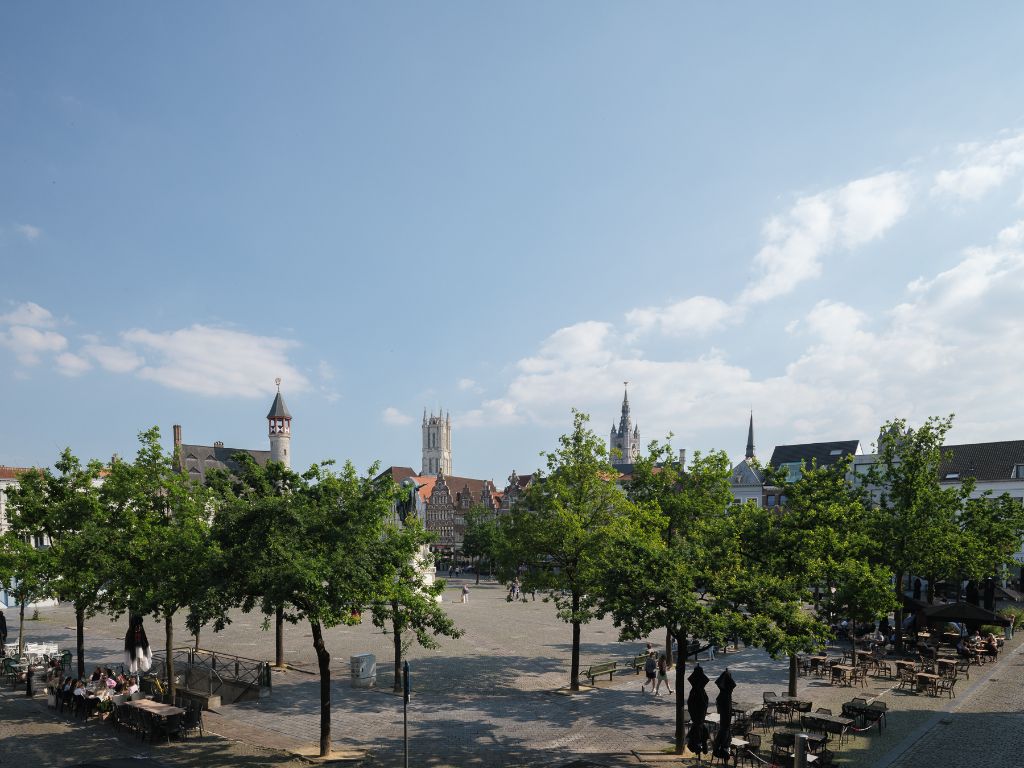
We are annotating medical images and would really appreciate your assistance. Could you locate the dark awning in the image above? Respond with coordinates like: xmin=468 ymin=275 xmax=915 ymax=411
xmin=922 ymin=601 xmax=1010 ymax=626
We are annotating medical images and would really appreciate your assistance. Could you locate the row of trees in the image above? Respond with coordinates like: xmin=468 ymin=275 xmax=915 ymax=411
xmin=0 ymin=428 xmax=460 ymax=758
xmin=461 ymin=412 xmax=1024 ymax=754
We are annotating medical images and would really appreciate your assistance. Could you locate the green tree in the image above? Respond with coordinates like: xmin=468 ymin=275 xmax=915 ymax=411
xmin=4 ymin=451 xmax=107 ymax=677
xmin=0 ymin=531 xmax=52 ymax=656
xmin=100 ymin=428 xmax=216 ymax=702
xmin=501 ymin=410 xmax=639 ymax=692
xmin=607 ymin=444 xmax=787 ymax=754
xmin=869 ymin=416 xmax=974 ymax=643
xmin=371 ymin=513 xmax=462 ymax=692
xmin=461 ymin=505 xmax=501 ymax=584
xmin=214 ymin=458 xmax=396 ymax=757
xmin=765 ymin=457 xmax=896 ymax=693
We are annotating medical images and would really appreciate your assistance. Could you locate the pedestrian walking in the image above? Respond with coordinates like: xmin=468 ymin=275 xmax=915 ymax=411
xmin=655 ymin=653 xmax=672 ymax=695
xmin=641 ymin=651 xmax=657 ymax=693
xmin=461 ymin=584 xmax=470 ymax=603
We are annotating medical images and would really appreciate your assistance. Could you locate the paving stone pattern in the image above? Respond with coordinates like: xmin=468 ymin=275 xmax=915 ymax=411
xmin=5 ymin=581 xmax=1023 ymax=767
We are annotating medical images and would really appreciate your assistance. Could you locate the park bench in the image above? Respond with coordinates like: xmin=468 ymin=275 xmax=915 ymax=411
xmin=683 ymin=641 xmax=712 ymax=661
xmin=584 ymin=661 xmax=618 ymax=685
xmin=630 ymin=654 xmax=649 ymax=673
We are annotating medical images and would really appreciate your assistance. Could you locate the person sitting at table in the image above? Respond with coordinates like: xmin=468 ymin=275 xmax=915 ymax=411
xmin=983 ymin=633 xmax=999 ymax=660
xmin=126 ymin=676 xmax=140 ymax=695
xmin=955 ymin=639 xmax=972 ymax=659
xmin=104 ymin=668 xmax=118 ymax=688
xmin=90 ymin=667 xmax=102 ymax=683
xmin=113 ymin=673 xmax=127 ymax=693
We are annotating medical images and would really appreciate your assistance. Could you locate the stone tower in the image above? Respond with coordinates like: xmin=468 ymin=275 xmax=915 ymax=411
xmin=422 ymin=409 xmax=451 ymax=476
xmin=609 ymin=384 xmax=640 ymax=465
xmin=267 ymin=378 xmax=292 ymax=469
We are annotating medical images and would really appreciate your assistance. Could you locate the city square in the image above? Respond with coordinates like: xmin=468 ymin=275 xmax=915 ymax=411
xmin=6 ymin=4 xmax=1024 ymax=767
xmin=3 ymin=579 xmax=1024 ymax=766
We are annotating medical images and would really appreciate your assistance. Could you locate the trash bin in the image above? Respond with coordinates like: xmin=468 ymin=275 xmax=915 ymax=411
xmin=350 ymin=654 xmax=376 ymax=688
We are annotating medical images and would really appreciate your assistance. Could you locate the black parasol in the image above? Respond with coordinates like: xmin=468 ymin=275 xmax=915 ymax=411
xmin=712 ymin=668 xmax=736 ymax=759
xmin=686 ymin=664 xmax=710 ymax=757
xmin=123 ymin=614 xmax=153 ymax=673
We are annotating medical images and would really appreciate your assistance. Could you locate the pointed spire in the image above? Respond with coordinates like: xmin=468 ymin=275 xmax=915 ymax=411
xmin=745 ymin=411 xmax=755 ymax=460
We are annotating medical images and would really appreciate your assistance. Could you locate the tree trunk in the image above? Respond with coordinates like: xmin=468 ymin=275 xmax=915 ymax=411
xmin=194 ymin=629 xmax=201 ymax=652
xmin=926 ymin=574 xmax=936 ymax=605
xmin=165 ymin=609 xmax=176 ymax=702
xmin=310 ymin=620 xmax=332 ymax=758
xmin=475 ymin=557 xmax=481 ymax=585
xmin=894 ymin=571 xmax=905 ymax=650
xmin=665 ymin=627 xmax=674 ymax=668
xmin=569 ymin=591 xmax=581 ymax=691
xmin=75 ymin=604 xmax=85 ymax=679
xmin=18 ymin=597 xmax=25 ymax=657
xmin=674 ymin=626 xmax=687 ymax=755
xmin=392 ymin=600 xmax=403 ymax=693
xmin=275 ymin=605 xmax=285 ymax=668
xmin=788 ymin=653 xmax=798 ymax=697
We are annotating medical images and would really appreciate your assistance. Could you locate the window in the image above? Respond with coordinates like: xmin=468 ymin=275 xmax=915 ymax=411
xmin=1015 ymin=465 xmax=1024 ymax=480
xmin=767 ymin=495 xmax=776 ymax=507
xmin=780 ymin=462 xmax=802 ymax=482
xmin=944 ymin=472 xmax=960 ymax=480
xmin=780 ymin=495 xmax=788 ymax=506
xmin=853 ymin=464 xmax=871 ymax=477
xmin=829 ymin=449 xmax=842 ymax=456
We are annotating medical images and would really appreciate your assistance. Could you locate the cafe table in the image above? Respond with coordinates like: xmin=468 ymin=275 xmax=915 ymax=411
xmin=830 ymin=664 xmax=856 ymax=685
xmin=915 ymin=672 xmax=940 ymax=695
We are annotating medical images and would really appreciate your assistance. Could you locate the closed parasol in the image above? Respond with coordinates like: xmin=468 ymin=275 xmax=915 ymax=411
xmin=686 ymin=664 xmax=710 ymax=758
xmin=712 ymin=668 xmax=736 ymax=760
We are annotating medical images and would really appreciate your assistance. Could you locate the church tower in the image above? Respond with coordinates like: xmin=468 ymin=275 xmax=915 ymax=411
xmin=609 ymin=384 xmax=640 ymax=465
xmin=745 ymin=411 xmax=755 ymax=460
xmin=267 ymin=378 xmax=292 ymax=469
xmin=422 ymin=408 xmax=451 ymax=476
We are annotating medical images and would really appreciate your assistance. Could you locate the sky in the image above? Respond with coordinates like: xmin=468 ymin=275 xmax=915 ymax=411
xmin=3 ymin=3 xmax=1024 ymax=482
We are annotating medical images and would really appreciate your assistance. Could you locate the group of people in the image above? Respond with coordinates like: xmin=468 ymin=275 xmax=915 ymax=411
xmin=640 ymin=643 xmax=673 ymax=696
xmin=955 ymin=630 xmax=1000 ymax=662
xmin=52 ymin=666 xmax=140 ymax=717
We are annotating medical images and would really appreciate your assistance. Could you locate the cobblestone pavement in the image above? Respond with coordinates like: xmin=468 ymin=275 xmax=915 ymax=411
xmin=5 ymin=583 xmax=1023 ymax=767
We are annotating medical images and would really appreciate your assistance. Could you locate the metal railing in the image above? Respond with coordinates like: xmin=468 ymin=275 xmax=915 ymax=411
xmin=148 ymin=647 xmax=270 ymax=705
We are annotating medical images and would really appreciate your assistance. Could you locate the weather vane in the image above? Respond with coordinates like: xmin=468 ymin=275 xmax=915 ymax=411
xmin=275 ymin=377 xmax=281 ymax=392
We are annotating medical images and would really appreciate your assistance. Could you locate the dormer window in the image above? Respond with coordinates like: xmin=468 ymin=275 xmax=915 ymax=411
xmin=1014 ymin=464 xmax=1024 ymax=480
xmin=944 ymin=472 xmax=960 ymax=480
xmin=829 ymin=449 xmax=842 ymax=456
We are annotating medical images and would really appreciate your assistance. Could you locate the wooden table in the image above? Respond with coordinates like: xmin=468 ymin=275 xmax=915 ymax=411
xmin=936 ymin=658 xmax=957 ymax=676
xmin=915 ymin=672 xmax=940 ymax=695
xmin=126 ymin=698 xmax=185 ymax=718
xmin=830 ymin=664 xmax=856 ymax=685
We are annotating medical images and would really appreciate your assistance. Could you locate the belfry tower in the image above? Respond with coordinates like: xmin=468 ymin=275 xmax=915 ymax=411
xmin=267 ymin=378 xmax=292 ymax=468
xmin=609 ymin=383 xmax=640 ymax=465
xmin=422 ymin=409 xmax=451 ymax=476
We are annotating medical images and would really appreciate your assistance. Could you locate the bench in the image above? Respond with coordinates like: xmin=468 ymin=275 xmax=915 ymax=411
xmin=683 ymin=641 xmax=713 ymax=661
xmin=631 ymin=654 xmax=649 ymax=674
xmin=584 ymin=661 xmax=618 ymax=685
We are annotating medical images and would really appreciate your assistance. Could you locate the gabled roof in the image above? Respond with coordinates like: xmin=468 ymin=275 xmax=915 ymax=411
xmin=769 ymin=441 xmax=861 ymax=469
xmin=730 ymin=459 xmax=765 ymax=487
xmin=937 ymin=440 xmax=1024 ymax=483
xmin=177 ymin=444 xmax=270 ymax=484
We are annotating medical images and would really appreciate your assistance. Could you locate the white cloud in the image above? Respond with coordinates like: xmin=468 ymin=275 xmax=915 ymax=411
xmin=120 ymin=325 xmax=309 ymax=398
xmin=739 ymin=171 xmax=911 ymax=304
xmin=931 ymin=132 xmax=1024 ymax=201
xmin=55 ymin=352 xmax=91 ymax=377
xmin=463 ymin=219 xmax=1024 ymax=456
xmin=0 ymin=325 xmax=67 ymax=365
xmin=625 ymin=295 xmax=734 ymax=337
xmin=382 ymin=407 xmax=412 ymax=426
xmin=16 ymin=224 xmax=41 ymax=241
xmin=83 ymin=343 xmax=144 ymax=373
xmin=0 ymin=301 xmax=55 ymax=328
xmin=457 ymin=377 xmax=483 ymax=393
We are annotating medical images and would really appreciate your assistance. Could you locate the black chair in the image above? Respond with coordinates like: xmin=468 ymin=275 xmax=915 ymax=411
xmin=772 ymin=731 xmax=795 ymax=754
xmin=815 ymin=707 xmax=832 ymax=715
xmin=740 ymin=733 xmax=761 ymax=767
xmin=863 ymin=701 xmax=888 ymax=731
xmin=150 ymin=713 xmax=183 ymax=744
xmin=179 ymin=702 xmax=204 ymax=739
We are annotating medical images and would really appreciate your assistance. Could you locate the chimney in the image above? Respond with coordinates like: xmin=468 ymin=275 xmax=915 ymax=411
xmin=173 ymin=424 xmax=182 ymax=448
xmin=678 ymin=448 xmax=687 ymax=468
xmin=214 ymin=441 xmax=224 ymax=449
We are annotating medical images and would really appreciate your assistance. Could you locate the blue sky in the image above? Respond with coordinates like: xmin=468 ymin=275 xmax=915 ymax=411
xmin=4 ymin=3 xmax=1024 ymax=481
